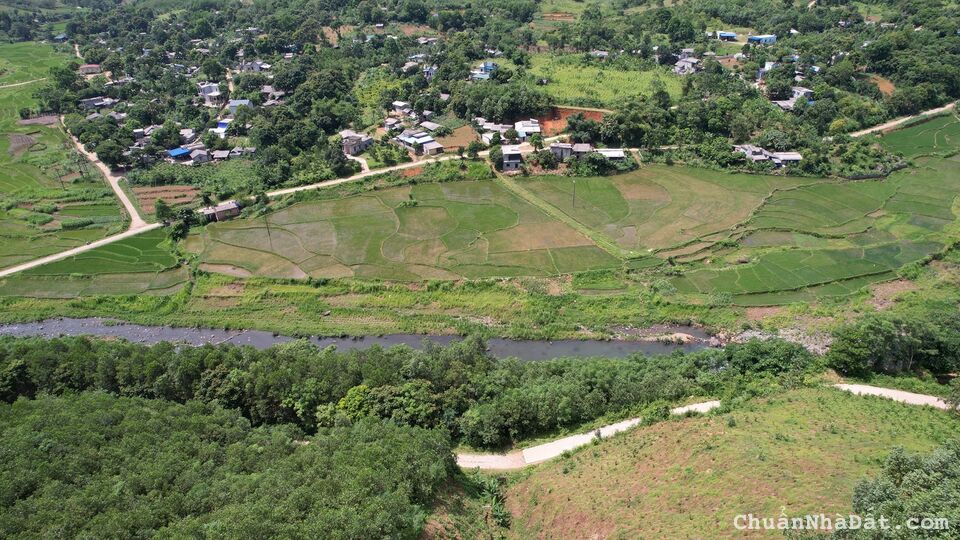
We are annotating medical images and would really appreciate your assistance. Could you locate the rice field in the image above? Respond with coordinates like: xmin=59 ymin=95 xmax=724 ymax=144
xmin=0 ymin=42 xmax=124 ymax=271
xmin=0 ymin=229 xmax=188 ymax=297
xmin=188 ymin=180 xmax=620 ymax=280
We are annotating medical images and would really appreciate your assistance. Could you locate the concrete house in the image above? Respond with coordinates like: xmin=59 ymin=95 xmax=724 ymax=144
xmin=198 ymin=82 xmax=223 ymax=106
xmin=572 ymin=143 xmax=594 ymax=157
xmin=674 ymin=57 xmax=701 ymax=76
xmin=549 ymin=142 xmax=573 ymax=160
xmin=772 ymin=86 xmax=814 ymax=110
xmin=201 ymin=200 xmax=241 ymax=222
xmin=190 ymin=149 xmax=211 ymax=164
xmin=734 ymin=144 xmax=802 ymax=167
xmin=514 ymin=119 xmax=541 ymax=140
xmin=470 ymin=62 xmax=498 ymax=81
xmin=227 ymin=99 xmax=252 ymax=114
xmin=340 ymin=129 xmax=373 ymax=155
xmin=501 ymin=145 xmax=523 ymax=171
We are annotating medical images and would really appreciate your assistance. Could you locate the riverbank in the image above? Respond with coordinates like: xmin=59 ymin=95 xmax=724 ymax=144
xmin=0 ymin=317 xmax=712 ymax=360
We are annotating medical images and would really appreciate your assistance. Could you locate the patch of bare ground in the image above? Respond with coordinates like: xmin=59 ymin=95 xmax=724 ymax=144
xmin=199 ymin=263 xmax=253 ymax=277
xmin=869 ymin=74 xmax=896 ymax=97
xmin=745 ymin=305 xmax=785 ymax=321
xmin=435 ymin=125 xmax=477 ymax=149
xmin=868 ymin=279 xmax=917 ymax=310
xmin=206 ymin=282 xmax=246 ymax=296
xmin=8 ymin=133 xmax=35 ymax=155
xmin=17 ymin=114 xmax=58 ymax=126
xmin=133 ymin=185 xmax=200 ymax=214
xmin=541 ymin=12 xmax=576 ymax=22
xmin=400 ymin=166 xmax=424 ymax=177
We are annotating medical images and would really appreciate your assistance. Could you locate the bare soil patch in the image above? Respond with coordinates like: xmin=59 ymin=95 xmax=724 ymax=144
xmin=8 ymin=133 xmax=35 ymax=155
xmin=321 ymin=25 xmax=354 ymax=45
xmin=868 ymin=279 xmax=917 ymax=310
xmin=398 ymin=23 xmax=433 ymax=36
xmin=745 ymin=305 xmax=785 ymax=321
xmin=541 ymin=12 xmax=576 ymax=22
xmin=17 ymin=114 xmax=58 ymax=126
xmin=436 ymin=125 xmax=477 ymax=150
xmin=536 ymin=106 xmax=607 ymax=136
xmin=399 ymin=166 xmax=424 ymax=178
xmin=133 ymin=185 xmax=200 ymax=214
xmin=869 ymin=74 xmax=896 ymax=97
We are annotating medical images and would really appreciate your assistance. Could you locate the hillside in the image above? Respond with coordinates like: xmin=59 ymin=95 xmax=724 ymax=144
xmin=503 ymin=387 xmax=958 ymax=538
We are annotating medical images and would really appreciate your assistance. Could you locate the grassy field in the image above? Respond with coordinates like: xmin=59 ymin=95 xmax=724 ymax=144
xmin=505 ymin=387 xmax=959 ymax=538
xmin=525 ymin=54 xmax=681 ymax=108
xmin=0 ymin=42 xmax=125 ymax=270
xmin=188 ymin=179 xmax=620 ymax=280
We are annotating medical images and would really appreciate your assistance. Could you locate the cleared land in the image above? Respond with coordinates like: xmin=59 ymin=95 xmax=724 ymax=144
xmin=506 ymin=387 xmax=959 ymax=538
xmin=0 ymin=42 xmax=125 ymax=270
xmin=188 ymin=180 xmax=620 ymax=280
xmin=525 ymin=54 xmax=681 ymax=107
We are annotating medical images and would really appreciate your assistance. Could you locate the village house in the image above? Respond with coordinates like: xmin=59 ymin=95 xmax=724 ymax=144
xmin=179 ymin=128 xmax=197 ymax=144
xmin=423 ymin=65 xmax=438 ymax=81
xmin=674 ymin=57 xmax=701 ymax=76
xmin=572 ymin=143 xmax=594 ymax=157
xmin=339 ymin=129 xmax=373 ymax=155
xmin=198 ymin=82 xmax=223 ymax=106
xmin=190 ymin=149 xmax=211 ymax=164
xmin=549 ymin=142 xmax=573 ymax=160
xmin=212 ymin=150 xmax=231 ymax=161
xmin=420 ymin=121 xmax=443 ymax=132
xmin=514 ymin=119 xmax=541 ymax=141
xmin=79 ymin=96 xmax=118 ymax=110
xmin=734 ymin=144 xmax=802 ymax=167
xmin=716 ymin=30 xmax=737 ymax=41
xmin=79 ymin=64 xmax=102 ymax=75
xmin=589 ymin=50 xmax=609 ymax=59
xmin=470 ymin=61 xmax=498 ymax=81
xmin=238 ymin=60 xmax=271 ymax=72
xmin=392 ymin=100 xmax=412 ymax=115
xmin=395 ymin=129 xmax=444 ymax=155
xmin=227 ymin=99 xmax=253 ymax=115
xmin=384 ymin=117 xmax=402 ymax=131
xmin=201 ymin=200 xmax=241 ymax=222
xmin=772 ymin=86 xmax=814 ymax=110
xmin=501 ymin=145 xmax=523 ymax=171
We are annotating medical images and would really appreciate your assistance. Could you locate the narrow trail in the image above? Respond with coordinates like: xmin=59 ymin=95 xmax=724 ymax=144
xmin=834 ymin=383 xmax=951 ymax=409
xmin=0 ymin=78 xmax=47 ymax=89
xmin=62 ymin=116 xmax=148 ymax=229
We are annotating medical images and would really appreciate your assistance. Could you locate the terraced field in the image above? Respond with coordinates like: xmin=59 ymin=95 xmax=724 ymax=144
xmin=0 ymin=229 xmax=188 ymax=297
xmin=0 ymin=42 xmax=125 ymax=270
xmin=188 ymin=180 xmax=620 ymax=280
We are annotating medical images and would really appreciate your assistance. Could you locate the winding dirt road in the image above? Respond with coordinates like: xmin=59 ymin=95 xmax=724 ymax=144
xmin=834 ymin=383 xmax=951 ymax=409
xmin=0 ymin=78 xmax=47 ymax=89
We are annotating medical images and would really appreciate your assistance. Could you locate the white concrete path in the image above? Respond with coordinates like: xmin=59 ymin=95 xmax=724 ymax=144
xmin=834 ymin=383 xmax=950 ymax=409
xmin=456 ymin=400 xmax=722 ymax=470
xmin=0 ymin=223 xmax=162 ymax=278
xmin=850 ymin=102 xmax=957 ymax=137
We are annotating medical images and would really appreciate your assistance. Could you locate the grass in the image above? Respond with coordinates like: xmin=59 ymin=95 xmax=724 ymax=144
xmin=504 ymin=386 xmax=959 ymax=538
xmin=524 ymin=54 xmax=681 ymax=108
xmin=0 ymin=42 xmax=125 ymax=271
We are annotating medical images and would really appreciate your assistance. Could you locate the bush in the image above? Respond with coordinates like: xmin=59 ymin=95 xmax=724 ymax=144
xmin=60 ymin=217 xmax=94 ymax=229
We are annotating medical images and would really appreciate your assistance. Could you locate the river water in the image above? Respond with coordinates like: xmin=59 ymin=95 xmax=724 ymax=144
xmin=0 ymin=318 xmax=711 ymax=360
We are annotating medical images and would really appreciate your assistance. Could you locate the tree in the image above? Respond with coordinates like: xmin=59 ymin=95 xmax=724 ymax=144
xmin=504 ymin=128 xmax=519 ymax=143
xmin=530 ymin=133 xmax=544 ymax=151
xmin=488 ymin=145 xmax=503 ymax=171
xmin=94 ymin=140 xmax=126 ymax=168
xmin=155 ymin=199 xmax=174 ymax=222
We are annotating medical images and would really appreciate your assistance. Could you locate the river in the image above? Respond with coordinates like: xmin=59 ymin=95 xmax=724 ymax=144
xmin=0 ymin=318 xmax=711 ymax=360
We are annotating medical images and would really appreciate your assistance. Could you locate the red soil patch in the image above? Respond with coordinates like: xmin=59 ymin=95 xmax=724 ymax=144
xmin=321 ymin=25 xmax=354 ymax=45
xmin=536 ymin=106 xmax=607 ymax=136
xmin=745 ymin=305 xmax=785 ymax=321
xmin=869 ymin=74 xmax=896 ymax=97
xmin=436 ymin=125 xmax=477 ymax=150
xmin=398 ymin=23 xmax=433 ymax=36
xmin=133 ymin=185 xmax=200 ymax=215
xmin=399 ymin=166 xmax=424 ymax=177
xmin=541 ymin=12 xmax=576 ymax=22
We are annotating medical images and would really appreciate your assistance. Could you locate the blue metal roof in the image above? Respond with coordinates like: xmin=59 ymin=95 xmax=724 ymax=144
xmin=167 ymin=147 xmax=190 ymax=157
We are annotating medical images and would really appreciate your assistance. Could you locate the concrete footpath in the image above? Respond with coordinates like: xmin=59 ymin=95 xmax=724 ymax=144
xmin=834 ymin=383 xmax=950 ymax=410
xmin=456 ymin=400 xmax=722 ymax=470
